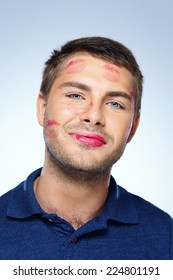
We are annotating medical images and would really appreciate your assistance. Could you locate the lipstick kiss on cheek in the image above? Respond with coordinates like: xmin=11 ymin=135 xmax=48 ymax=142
xmin=45 ymin=119 xmax=60 ymax=138
xmin=46 ymin=119 xmax=60 ymax=127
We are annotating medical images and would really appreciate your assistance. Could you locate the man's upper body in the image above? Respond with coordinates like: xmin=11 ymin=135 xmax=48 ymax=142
xmin=1 ymin=37 xmax=172 ymax=259
xmin=0 ymin=168 xmax=172 ymax=260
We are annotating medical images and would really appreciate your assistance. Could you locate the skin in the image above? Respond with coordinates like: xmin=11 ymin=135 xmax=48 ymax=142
xmin=102 ymin=64 xmax=120 ymax=82
xmin=35 ymin=53 xmax=140 ymax=229
xmin=65 ymin=58 xmax=86 ymax=74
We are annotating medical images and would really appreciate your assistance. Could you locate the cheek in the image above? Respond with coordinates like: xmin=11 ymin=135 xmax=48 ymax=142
xmin=66 ymin=106 xmax=81 ymax=115
xmin=46 ymin=119 xmax=60 ymax=127
xmin=123 ymin=120 xmax=134 ymax=141
xmin=45 ymin=119 xmax=60 ymax=138
xmin=66 ymin=102 xmax=93 ymax=116
xmin=110 ymin=116 xmax=134 ymax=143
xmin=45 ymin=129 xmax=58 ymax=139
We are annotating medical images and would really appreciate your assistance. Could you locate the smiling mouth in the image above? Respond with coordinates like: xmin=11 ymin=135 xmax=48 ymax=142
xmin=70 ymin=133 xmax=106 ymax=148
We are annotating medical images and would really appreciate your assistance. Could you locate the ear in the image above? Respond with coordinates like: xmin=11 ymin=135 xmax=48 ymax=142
xmin=37 ymin=92 xmax=46 ymax=126
xmin=127 ymin=112 xmax=140 ymax=143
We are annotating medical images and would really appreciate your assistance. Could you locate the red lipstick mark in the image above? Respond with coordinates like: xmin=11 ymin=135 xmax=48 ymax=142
xmin=45 ymin=119 xmax=60 ymax=138
xmin=102 ymin=64 xmax=120 ymax=82
xmin=46 ymin=119 xmax=60 ymax=127
xmin=90 ymin=102 xmax=93 ymax=107
xmin=65 ymin=59 xmax=86 ymax=74
xmin=103 ymin=64 xmax=120 ymax=74
xmin=130 ymin=90 xmax=135 ymax=99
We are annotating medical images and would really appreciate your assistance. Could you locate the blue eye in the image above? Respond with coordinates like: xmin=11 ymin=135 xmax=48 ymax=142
xmin=107 ymin=101 xmax=123 ymax=109
xmin=68 ymin=93 xmax=83 ymax=100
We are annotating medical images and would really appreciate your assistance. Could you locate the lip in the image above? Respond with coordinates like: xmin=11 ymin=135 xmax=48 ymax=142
xmin=70 ymin=133 xmax=106 ymax=147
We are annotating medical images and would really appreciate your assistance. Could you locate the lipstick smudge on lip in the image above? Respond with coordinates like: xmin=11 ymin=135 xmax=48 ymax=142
xmin=72 ymin=134 xmax=106 ymax=148
xmin=65 ymin=59 xmax=86 ymax=74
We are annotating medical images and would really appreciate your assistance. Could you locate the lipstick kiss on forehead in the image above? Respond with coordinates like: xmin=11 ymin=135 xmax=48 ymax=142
xmin=65 ymin=59 xmax=86 ymax=74
xmin=102 ymin=64 xmax=120 ymax=82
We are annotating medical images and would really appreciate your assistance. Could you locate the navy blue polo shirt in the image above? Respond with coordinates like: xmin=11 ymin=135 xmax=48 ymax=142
xmin=0 ymin=168 xmax=173 ymax=260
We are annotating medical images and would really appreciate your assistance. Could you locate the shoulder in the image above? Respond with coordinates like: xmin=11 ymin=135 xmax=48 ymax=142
xmin=128 ymin=190 xmax=173 ymax=226
xmin=0 ymin=189 xmax=14 ymax=213
xmin=109 ymin=176 xmax=173 ymax=226
xmin=0 ymin=168 xmax=42 ymax=219
xmin=0 ymin=182 xmax=25 ymax=220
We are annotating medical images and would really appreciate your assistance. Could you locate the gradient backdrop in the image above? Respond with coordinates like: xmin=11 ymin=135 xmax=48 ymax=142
xmin=0 ymin=0 xmax=173 ymax=216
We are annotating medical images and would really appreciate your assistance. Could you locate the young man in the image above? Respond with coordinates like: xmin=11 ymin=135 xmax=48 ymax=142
xmin=0 ymin=37 xmax=172 ymax=259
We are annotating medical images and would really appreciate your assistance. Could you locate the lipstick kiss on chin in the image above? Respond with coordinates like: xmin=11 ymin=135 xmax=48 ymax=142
xmin=70 ymin=133 xmax=106 ymax=148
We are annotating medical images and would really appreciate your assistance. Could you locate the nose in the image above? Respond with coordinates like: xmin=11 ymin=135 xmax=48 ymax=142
xmin=79 ymin=102 xmax=105 ymax=126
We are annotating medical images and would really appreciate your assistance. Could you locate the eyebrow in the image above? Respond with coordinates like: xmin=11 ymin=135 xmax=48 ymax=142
xmin=58 ymin=81 xmax=132 ymax=102
xmin=58 ymin=81 xmax=90 ymax=91
xmin=105 ymin=91 xmax=132 ymax=102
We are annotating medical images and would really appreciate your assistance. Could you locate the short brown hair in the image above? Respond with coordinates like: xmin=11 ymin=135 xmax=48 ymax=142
xmin=40 ymin=37 xmax=143 ymax=113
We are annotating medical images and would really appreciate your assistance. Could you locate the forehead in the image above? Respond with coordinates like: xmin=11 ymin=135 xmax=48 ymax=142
xmin=49 ymin=54 xmax=133 ymax=97
xmin=49 ymin=53 xmax=134 ymax=102
xmin=61 ymin=53 xmax=115 ymax=69
xmin=60 ymin=53 xmax=132 ymax=79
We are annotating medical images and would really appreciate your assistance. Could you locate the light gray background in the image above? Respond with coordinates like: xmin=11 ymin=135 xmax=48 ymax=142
xmin=0 ymin=0 xmax=173 ymax=216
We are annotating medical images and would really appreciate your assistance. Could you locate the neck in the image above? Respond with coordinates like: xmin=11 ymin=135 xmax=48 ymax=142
xmin=34 ymin=152 xmax=111 ymax=230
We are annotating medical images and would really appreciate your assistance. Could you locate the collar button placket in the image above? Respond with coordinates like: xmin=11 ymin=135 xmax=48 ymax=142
xmin=71 ymin=237 xmax=78 ymax=244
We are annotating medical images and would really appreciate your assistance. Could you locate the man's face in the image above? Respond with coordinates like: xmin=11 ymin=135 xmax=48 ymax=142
xmin=37 ymin=54 xmax=140 ymax=175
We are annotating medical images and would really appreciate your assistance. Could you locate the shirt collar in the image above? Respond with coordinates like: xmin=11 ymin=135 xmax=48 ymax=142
xmin=7 ymin=168 xmax=139 ymax=225
xmin=7 ymin=168 xmax=43 ymax=218
xmin=104 ymin=176 xmax=139 ymax=224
